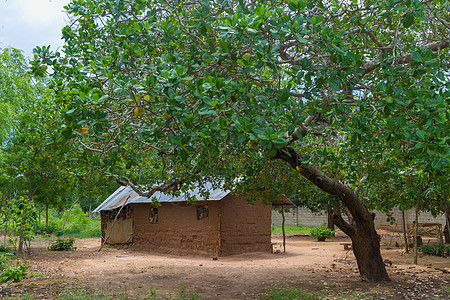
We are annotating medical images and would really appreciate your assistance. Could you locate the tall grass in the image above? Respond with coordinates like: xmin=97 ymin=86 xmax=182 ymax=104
xmin=38 ymin=205 xmax=101 ymax=238
xmin=271 ymin=225 xmax=313 ymax=235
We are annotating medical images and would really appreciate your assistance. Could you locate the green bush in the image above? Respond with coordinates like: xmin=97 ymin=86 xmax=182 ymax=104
xmin=419 ymin=244 xmax=450 ymax=257
xmin=0 ymin=253 xmax=13 ymax=270
xmin=35 ymin=221 xmax=58 ymax=235
xmin=48 ymin=237 xmax=77 ymax=251
xmin=1 ymin=264 xmax=28 ymax=282
xmin=310 ymin=227 xmax=334 ymax=239
xmin=0 ymin=245 xmax=12 ymax=253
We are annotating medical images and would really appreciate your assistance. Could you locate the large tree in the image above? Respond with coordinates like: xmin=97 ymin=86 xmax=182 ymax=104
xmin=0 ymin=48 xmax=34 ymax=144
xmin=33 ymin=0 xmax=449 ymax=282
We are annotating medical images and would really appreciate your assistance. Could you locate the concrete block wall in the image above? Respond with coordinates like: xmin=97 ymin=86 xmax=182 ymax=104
xmin=272 ymin=207 xmax=446 ymax=231
xmin=373 ymin=207 xmax=446 ymax=231
xmin=272 ymin=207 xmax=327 ymax=228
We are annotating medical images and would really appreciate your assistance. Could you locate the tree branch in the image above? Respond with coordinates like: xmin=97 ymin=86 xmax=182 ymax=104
xmin=355 ymin=174 xmax=368 ymax=198
xmin=274 ymin=147 xmax=373 ymax=225
xmin=116 ymin=177 xmax=183 ymax=198
xmin=333 ymin=206 xmax=355 ymax=237
xmin=283 ymin=114 xmax=317 ymax=142
xmin=361 ymin=39 xmax=450 ymax=76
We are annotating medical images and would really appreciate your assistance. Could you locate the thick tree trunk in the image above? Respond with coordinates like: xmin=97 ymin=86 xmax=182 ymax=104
xmin=333 ymin=208 xmax=389 ymax=282
xmin=351 ymin=231 xmax=387 ymax=281
xmin=445 ymin=203 xmax=450 ymax=244
xmin=275 ymin=148 xmax=390 ymax=282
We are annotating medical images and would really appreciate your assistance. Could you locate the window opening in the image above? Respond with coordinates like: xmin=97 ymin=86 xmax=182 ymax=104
xmin=197 ymin=205 xmax=209 ymax=220
xmin=149 ymin=207 xmax=158 ymax=224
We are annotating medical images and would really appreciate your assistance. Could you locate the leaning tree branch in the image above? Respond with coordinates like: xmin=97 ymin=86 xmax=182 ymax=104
xmin=362 ymin=39 xmax=450 ymax=75
xmin=274 ymin=147 xmax=372 ymax=225
xmin=116 ymin=176 xmax=183 ymax=198
xmin=332 ymin=204 xmax=355 ymax=237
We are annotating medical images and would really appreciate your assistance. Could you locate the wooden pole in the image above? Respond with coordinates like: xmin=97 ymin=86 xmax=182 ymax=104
xmin=62 ymin=198 xmax=79 ymax=231
xmin=216 ymin=213 xmax=222 ymax=258
xmin=414 ymin=203 xmax=419 ymax=265
xmin=98 ymin=196 xmax=130 ymax=252
xmin=281 ymin=205 xmax=286 ymax=253
xmin=402 ymin=209 xmax=409 ymax=253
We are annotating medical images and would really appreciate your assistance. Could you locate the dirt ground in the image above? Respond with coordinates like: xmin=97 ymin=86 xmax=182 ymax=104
xmin=1 ymin=232 xmax=449 ymax=299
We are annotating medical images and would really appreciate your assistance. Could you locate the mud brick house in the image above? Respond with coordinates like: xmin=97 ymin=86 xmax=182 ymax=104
xmin=94 ymin=183 xmax=293 ymax=256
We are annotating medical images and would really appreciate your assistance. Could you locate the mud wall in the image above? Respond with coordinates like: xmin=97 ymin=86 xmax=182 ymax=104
xmin=131 ymin=201 xmax=220 ymax=256
xmin=219 ymin=195 xmax=272 ymax=256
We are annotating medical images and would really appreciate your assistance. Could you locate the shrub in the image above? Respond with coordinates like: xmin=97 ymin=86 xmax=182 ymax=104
xmin=0 ymin=245 xmax=12 ymax=253
xmin=1 ymin=264 xmax=28 ymax=282
xmin=0 ymin=253 xmax=13 ymax=270
xmin=310 ymin=227 xmax=334 ymax=239
xmin=419 ymin=244 xmax=450 ymax=257
xmin=48 ymin=237 xmax=76 ymax=251
xmin=35 ymin=222 xmax=58 ymax=235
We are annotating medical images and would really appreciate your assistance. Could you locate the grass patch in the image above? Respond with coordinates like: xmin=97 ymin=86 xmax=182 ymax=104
xmin=259 ymin=287 xmax=319 ymax=300
xmin=271 ymin=225 xmax=313 ymax=235
xmin=57 ymin=285 xmax=198 ymax=300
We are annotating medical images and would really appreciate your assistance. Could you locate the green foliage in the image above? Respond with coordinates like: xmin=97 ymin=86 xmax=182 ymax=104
xmin=310 ymin=227 xmax=335 ymax=239
xmin=31 ymin=0 xmax=449 ymax=210
xmin=0 ymin=263 xmax=28 ymax=283
xmin=43 ymin=205 xmax=101 ymax=238
xmin=0 ymin=253 xmax=13 ymax=270
xmin=419 ymin=244 xmax=450 ymax=257
xmin=0 ymin=48 xmax=32 ymax=143
xmin=0 ymin=245 xmax=12 ymax=253
xmin=35 ymin=222 xmax=58 ymax=235
xmin=0 ymin=196 xmax=39 ymax=248
xmin=48 ymin=237 xmax=76 ymax=251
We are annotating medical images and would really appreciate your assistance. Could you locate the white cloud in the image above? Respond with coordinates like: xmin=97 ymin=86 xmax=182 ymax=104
xmin=0 ymin=0 xmax=70 ymax=58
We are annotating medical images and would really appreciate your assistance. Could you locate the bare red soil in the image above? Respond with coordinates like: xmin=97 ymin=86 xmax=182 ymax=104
xmin=1 ymin=233 xmax=449 ymax=299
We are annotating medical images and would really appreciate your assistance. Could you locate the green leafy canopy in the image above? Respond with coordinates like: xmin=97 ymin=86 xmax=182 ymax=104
xmin=31 ymin=0 xmax=448 ymax=208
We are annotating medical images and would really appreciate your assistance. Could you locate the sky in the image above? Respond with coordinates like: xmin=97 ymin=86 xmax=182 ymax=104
xmin=0 ymin=0 xmax=70 ymax=58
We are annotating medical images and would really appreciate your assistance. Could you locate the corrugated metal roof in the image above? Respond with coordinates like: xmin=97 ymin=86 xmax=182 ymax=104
xmin=93 ymin=182 xmax=294 ymax=213
xmin=93 ymin=182 xmax=229 ymax=213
